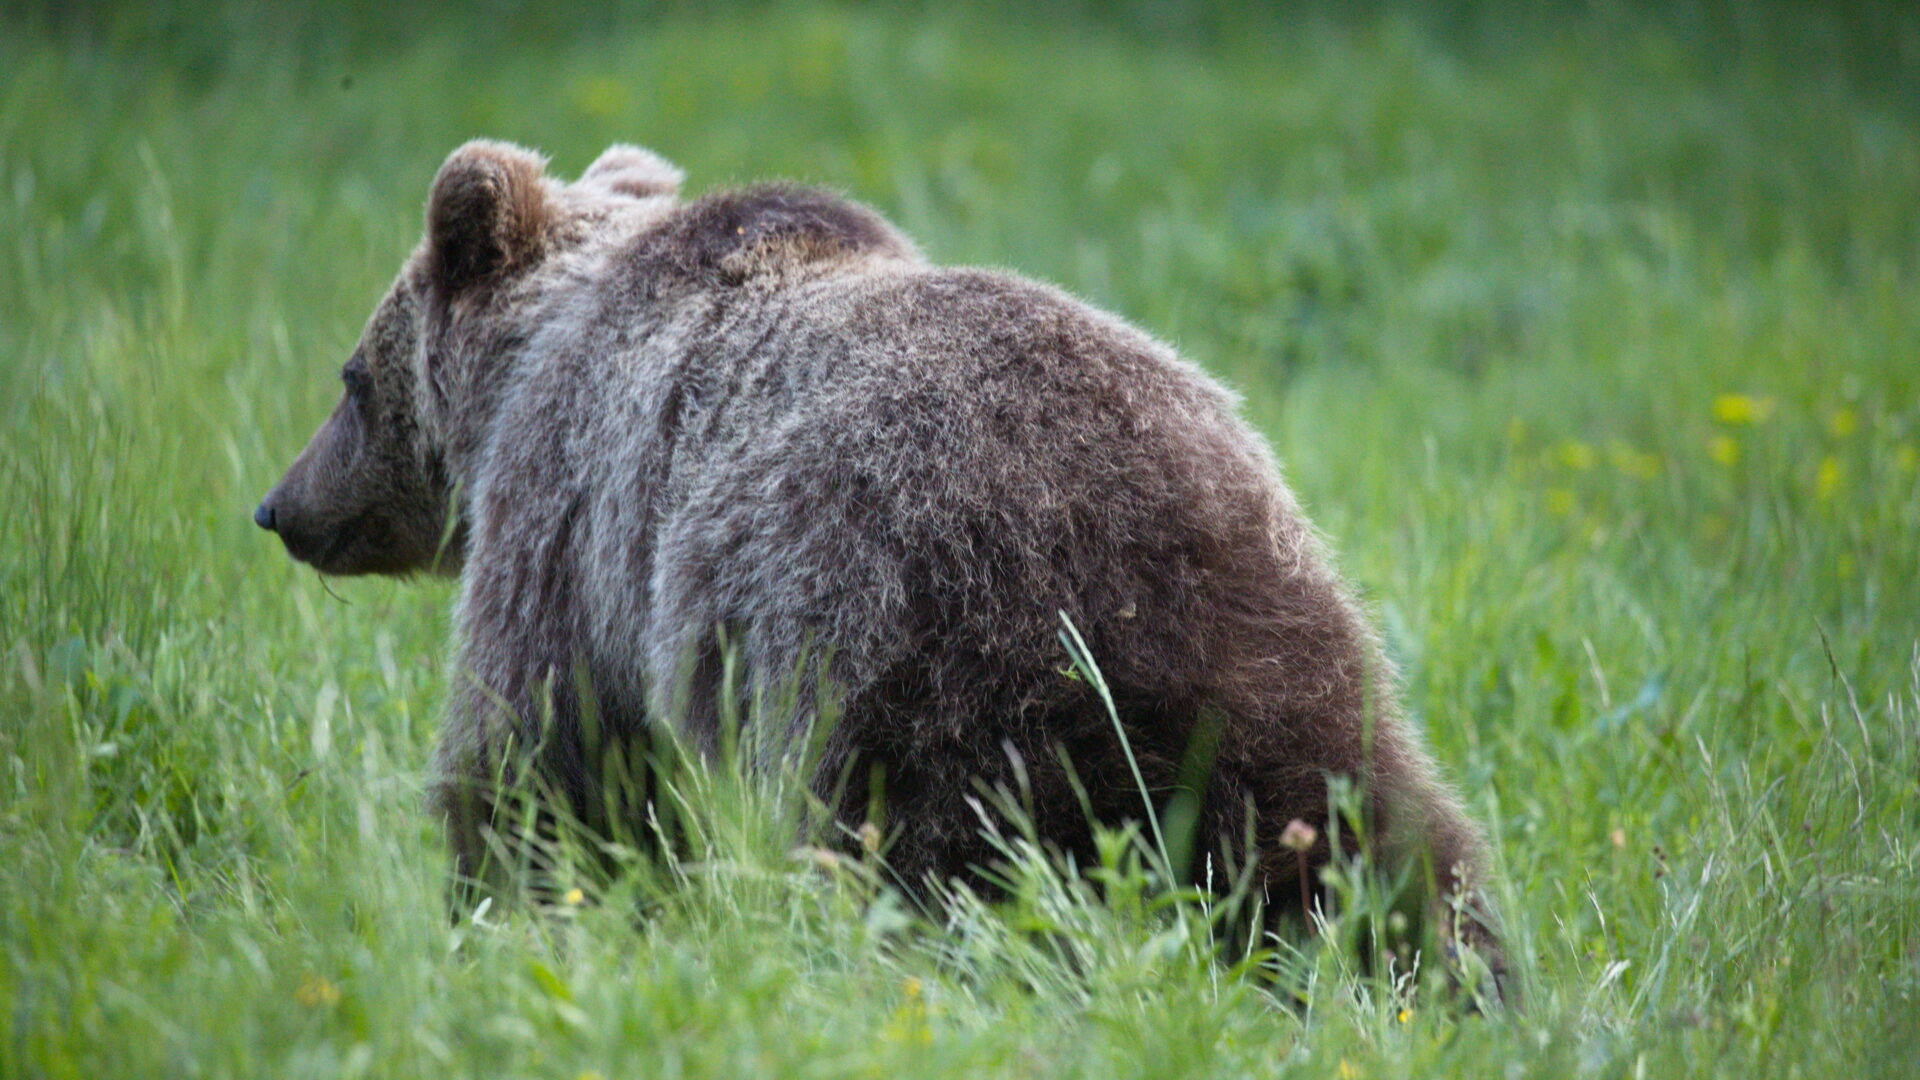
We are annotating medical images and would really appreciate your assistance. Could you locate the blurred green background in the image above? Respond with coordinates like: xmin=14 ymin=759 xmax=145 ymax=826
xmin=3 ymin=2 xmax=1917 ymax=1077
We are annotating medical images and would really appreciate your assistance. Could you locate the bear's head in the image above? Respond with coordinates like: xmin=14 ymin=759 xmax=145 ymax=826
xmin=254 ymin=140 xmax=684 ymax=575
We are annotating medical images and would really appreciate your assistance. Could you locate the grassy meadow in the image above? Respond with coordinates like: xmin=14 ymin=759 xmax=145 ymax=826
xmin=4 ymin=2 xmax=1919 ymax=1075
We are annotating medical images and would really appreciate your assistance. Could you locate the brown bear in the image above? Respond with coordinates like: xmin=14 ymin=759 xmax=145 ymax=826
xmin=256 ymin=140 xmax=1503 ymax=984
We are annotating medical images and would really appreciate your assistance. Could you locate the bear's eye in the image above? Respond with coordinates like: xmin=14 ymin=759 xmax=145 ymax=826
xmin=342 ymin=362 xmax=372 ymax=398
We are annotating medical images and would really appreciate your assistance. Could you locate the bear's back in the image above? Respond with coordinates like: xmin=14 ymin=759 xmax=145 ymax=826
xmin=612 ymin=253 xmax=1317 ymax=727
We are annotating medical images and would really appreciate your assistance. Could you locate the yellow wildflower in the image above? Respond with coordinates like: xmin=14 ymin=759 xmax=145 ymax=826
xmin=1815 ymin=456 xmax=1841 ymax=499
xmin=883 ymin=979 xmax=933 ymax=1047
xmin=1828 ymin=407 xmax=1859 ymax=438
xmin=1712 ymin=394 xmax=1776 ymax=425
xmin=1707 ymin=435 xmax=1739 ymax=466
xmin=564 ymin=887 xmax=585 ymax=906
xmin=295 ymin=975 xmax=340 ymax=1008
xmin=1557 ymin=440 xmax=1597 ymax=471
xmin=1607 ymin=441 xmax=1660 ymax=479
xmin=1337 ymin=1059 xmax=1360 ymax=1080
xmin=1397 ymin=1008 xmax=1411 ymax=1024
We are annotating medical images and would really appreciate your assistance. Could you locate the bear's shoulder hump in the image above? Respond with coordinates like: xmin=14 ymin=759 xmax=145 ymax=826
xmin=639 ymin=183 xmax=919 ymax=286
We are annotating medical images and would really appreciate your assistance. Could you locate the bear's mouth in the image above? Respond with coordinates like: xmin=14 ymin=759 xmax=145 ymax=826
xmin=279 ymin=513 xmax=424 ymax=577
xmin=267 ymin=508 xmax=364 ymax=574
xmin=272 ymin=522 xmax=341 ymax=570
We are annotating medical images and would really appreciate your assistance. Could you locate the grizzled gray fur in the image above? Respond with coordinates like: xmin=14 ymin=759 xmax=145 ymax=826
xmin=257 ymin=140 xmax=1503 ymax=976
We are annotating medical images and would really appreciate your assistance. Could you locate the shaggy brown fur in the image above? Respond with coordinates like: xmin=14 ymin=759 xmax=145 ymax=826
xmin=257 ymin=140 xmax=1505 ymax=983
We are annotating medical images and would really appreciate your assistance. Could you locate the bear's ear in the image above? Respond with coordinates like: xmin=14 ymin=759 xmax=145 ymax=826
xmin=580 ymin=144 xmax=684 ymax=199
xmin=427 ymin=140 xmax=552 ymax=294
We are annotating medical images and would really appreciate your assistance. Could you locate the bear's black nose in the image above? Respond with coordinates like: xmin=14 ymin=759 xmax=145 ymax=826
xmin=254 ymin=501 xmax=278 ymax=531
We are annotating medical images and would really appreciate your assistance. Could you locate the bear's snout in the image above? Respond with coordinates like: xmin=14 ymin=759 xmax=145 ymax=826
xmin=253 ymin=483 xmax=324 ymax=562
xmin=254 ymin=490 xmax=328 ymax=565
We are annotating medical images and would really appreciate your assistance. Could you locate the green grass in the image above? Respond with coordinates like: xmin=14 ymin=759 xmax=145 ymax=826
xmin=4 ymin=2 xmax=1919 ymax=1076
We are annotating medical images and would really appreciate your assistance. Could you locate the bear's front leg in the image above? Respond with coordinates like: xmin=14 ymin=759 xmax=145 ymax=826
xmin=428 ymin=626 xmax=599 ymax=911
xmin=427 ymin=674 xmax=516 ymax=909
